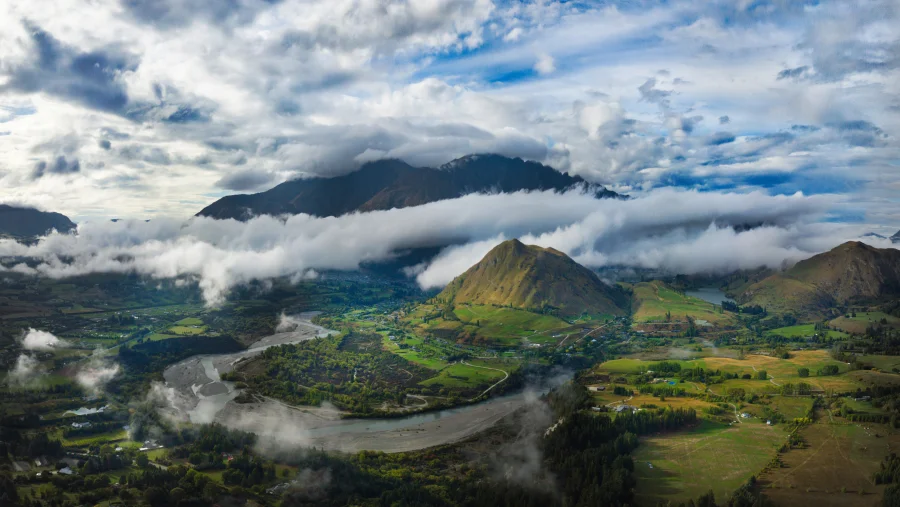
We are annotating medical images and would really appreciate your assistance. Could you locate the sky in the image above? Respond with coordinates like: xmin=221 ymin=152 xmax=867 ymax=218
xmin=0 ymin=0 xmax=896 ymax=228
xmin=0 ymin=1 xmax=898 ymax=300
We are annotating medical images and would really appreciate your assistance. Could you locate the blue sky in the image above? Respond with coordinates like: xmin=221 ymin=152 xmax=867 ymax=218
xmin=0 ymin=0 xmax=897 ymax=232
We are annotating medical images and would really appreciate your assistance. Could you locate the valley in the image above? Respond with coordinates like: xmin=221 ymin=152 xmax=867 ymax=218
xmin=3 ymin=239 xmax=900 ymax=507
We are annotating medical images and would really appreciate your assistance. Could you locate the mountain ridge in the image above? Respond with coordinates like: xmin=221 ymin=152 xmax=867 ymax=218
xmin=198 ymin=154 xmax=624 ymax=220
xmin=737 ymin=241 xmax=900 ymax=316
xmin=0 ymin=205 xmax=76 ymax=238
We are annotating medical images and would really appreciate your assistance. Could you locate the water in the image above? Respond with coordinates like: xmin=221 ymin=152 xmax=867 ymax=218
xmin=167 ymin=314 xmax=568 ymax=442
xmin=685 ymin=287 xmax=734 ymax=306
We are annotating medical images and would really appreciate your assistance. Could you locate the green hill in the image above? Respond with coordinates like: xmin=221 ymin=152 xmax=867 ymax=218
xmin=738 ymin=241 xmax=900 ymax=316
xmin=437 ymin=239 xmax=628 ymax=318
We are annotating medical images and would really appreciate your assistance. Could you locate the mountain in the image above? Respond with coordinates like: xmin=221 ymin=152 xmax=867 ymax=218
xmin=737 ymin=241 xmax=900 ymax=315
xmin=198 ymin=154 xmax=624 ymax=220
xmin=893 ymin=230 xmax=900 ymax=243
xmin=437 ymin=239 xmax=628 ymax=318
xmin=0 ymin=205 xmax=76 ymax=238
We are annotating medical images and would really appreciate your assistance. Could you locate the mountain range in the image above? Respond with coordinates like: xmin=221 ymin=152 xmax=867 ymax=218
xmin=437 ymin=239 xmax=628 ymax=318
xmin=197 ymin=154 xmax=624 ymax=220
xmin=0 ymin=205 xmax=76 ymax=238
xmin=737 ymin=241 xmax=900 ymax=316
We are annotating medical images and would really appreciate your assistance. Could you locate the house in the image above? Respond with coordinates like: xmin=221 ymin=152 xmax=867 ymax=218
xmin=615 ymin=405 xmax=636 ymax=413
xmin=71 ymin=421 xmax=92 ymax=429
xmin=588 ymin=386 xmax=606 ymax=392
xmin=740 ymin=413 xmax=751 ymax=419
xmin=58 ymin=467 xmax=74 ymax=475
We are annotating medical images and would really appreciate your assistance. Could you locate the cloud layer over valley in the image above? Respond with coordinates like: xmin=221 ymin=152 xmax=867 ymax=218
xmin=0 ymin=188 xmax=868 ymax=304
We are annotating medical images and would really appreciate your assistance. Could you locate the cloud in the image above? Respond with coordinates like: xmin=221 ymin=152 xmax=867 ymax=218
xmin=215 ymin=168 xmax=278 ymax=192
xmin=2 ymin=21 xmax=136 ymax=113
xmin=534 ymin=53 xmax=556 ymax=75
xmin=0 ymin=188 xmax=850 ymax=303
xmin=21 ymin=328 xmax=69 ymax=350
xmin=6 ymin=354 xmax=43 ymax=386
xmin=74 ymin=350 xmax=121 ymax=394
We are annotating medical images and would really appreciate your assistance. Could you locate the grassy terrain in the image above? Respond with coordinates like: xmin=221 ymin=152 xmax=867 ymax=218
xmin=419 ymin=362 xmax=507 ymax=389
xmin=829 ymin=311 xmax=900 ymax=334
xmin=633 ymin=420 xmax=785 ymax=505
xmin=759 ymin=418 xmax=898 ymax=506
xmin=766 ymin=323 xmax=848 ymax=340
xmin=408 ymin=303 xmax=576 ymax=346
xmin=631 ymin=281 xmax=734 ymax=324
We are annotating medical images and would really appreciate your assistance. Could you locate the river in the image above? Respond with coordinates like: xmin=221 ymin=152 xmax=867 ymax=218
xmin=685 ymin=287 xmax=735 ymax=306
xmin=162 ymin=312 xmax=561 ymax=453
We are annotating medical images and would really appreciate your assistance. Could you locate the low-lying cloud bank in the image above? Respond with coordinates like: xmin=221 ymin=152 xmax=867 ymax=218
xmin=0 ymin=189 xmax=867 ymax=304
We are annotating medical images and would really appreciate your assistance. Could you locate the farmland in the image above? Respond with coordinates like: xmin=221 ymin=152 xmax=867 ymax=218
xmin=633 ymin=420 xmax=785 ymax=504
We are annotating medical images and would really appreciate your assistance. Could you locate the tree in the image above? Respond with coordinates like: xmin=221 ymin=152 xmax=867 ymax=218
xmin=756 ymin=370 xmax=767 ymax=381
xmin=798 ymin=367 xmax=809 ymax=378
xmin=135 ymin=453 xmax=150 ymax=468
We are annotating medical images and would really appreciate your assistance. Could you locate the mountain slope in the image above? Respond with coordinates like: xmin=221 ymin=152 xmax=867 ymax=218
xmin=0 ymin=205 xmax=76 ymax=238
xmin=893 ymin=230 xmax=900 ymax=244
xmin=738 ymin=241 xmax=900 ymax=315
xmin=438 ymin=239 xmax=627 ymax=317
xmin=198 ymin=154 xmax=623 ymax=220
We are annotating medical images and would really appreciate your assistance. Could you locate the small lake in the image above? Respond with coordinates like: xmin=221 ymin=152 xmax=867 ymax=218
xmin=685 ymin=287 xmax=734 ymax=306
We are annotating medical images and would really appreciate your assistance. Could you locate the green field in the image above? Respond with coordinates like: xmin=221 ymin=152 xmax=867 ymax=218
xmin=168 ymin=325 xmax=208 ymax=335
xmin=766 ymin=323 xmax=848 ymax=339
xmin=175 ymin=317 xmax=205 ymax=326
xmin=631 ymin=281 xmax=733 ymax=324
xmin=830 ymin=311 xmax=900 ymax=334
xmin=419 ymin=362 xmax=506 ymax=389
xmin=410 ymin=303 xmax=574 ymax=345
xmin=633 ymin=420 xmax=785 ymax=505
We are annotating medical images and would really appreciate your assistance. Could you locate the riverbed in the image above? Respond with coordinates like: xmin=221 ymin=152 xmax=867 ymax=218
xmin=162 ymin=312 xmax=558 ymax=453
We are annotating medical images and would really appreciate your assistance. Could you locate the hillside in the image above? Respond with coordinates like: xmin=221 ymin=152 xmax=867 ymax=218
xmin=0 ymin=205 xmax=76 ymax=238
xmin=197 ymin=154 xmax=623 ymax=220
xmin=893 ymin=230 xmax=900 ymax=243
xmin=438 ymin=239 xmax=627 ymax=318
xmin=738 ymin=241 xmax=900 ymax=315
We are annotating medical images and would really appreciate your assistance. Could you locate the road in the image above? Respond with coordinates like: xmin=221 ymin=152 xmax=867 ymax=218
xmin=461 ymin=360 xmax=510 ymax=400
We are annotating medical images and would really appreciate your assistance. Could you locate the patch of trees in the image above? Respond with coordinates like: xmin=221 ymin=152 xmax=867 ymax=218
xmin=817 ymin=364 xmax=840 ymax=376
xmin=722 ymin=301 xmax=767 ymax=316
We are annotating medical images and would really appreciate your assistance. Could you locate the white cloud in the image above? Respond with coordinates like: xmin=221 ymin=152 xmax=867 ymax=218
xmin=0 ymin=188 xmax=851 ymax=303
xmin=534 ymin=52 xmax=556 ymax=75
xmin=21 ymin=329 xmax=69 ymax=350
xmin=74 ymin=350 xmax=121 ymax=395
xmin=6 ymin=354 xmax=42 ymax=386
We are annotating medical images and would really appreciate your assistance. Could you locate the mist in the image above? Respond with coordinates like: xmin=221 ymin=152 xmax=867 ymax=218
xmin=0 ymin=188 xmax=857 ymax=304
xmin=21 ymin=328 xmax=69 ymax=350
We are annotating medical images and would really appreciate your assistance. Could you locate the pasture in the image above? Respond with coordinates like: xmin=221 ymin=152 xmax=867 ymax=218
xmin=631 ymin=281 xmax=734 ymax=325
xmin=633 ymin=420 xmax=785 ymax=505
xmin=830 ymin=311 xmax=900 ymax=334
xmin=759 ymin=420 xmax=898 ymax=506
xmin=766 ymin=323 xmax=848 ymax=340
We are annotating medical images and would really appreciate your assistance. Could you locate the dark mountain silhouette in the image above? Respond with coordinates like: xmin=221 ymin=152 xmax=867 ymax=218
xmin=197 ymin=154 xmax=624 ymax=220
xmin=0 ymin=205 xmax=76 ymax=238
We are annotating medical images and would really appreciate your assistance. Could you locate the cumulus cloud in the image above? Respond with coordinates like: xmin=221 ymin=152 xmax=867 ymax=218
xmin=0 ymin=188 xmax=854 ymax=303
xmin=21 ymin=328 xmax=69 ymax=350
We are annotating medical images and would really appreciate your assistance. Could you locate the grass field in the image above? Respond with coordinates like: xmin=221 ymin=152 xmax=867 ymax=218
xmin=857 ymin=355 xmax=900 ymax=372
xmin=64 ymin=429 xmax=128 ymax=447
xmin=829 ymin=311 xmax=900 ymax=334
xmin=633 ymin=420 xmax=785 ymax=505
xmin=409 ymin=303 xmax=575 ymax=346
xmin=175 ymin=317 xmax=204 ymax=326
xmin=632 ymin=281 xmax=734 ymax=325
xmin=760 ymin=419 xmax=898 ymax=506
xmin=419 ymin=362 xmax=506 ymax=389
xmin=766 ymin=324 xmax=848 ymax=340
xmin=168 ymin=325 xmax=208 ymax=335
